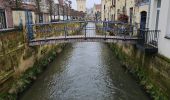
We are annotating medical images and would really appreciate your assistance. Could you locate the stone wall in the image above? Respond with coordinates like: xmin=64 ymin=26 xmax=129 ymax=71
xmin=0 ymin=22 xmax=82 ymax=95
xmin=108 ymin=43 xmax=170 ymax=99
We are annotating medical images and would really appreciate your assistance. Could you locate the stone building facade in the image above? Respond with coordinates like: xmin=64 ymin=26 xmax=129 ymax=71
xmin=101 ymin=0 xmax=150 ymax=29
xmin=76 ymin=0 xmax=86 ymax=12
xmin=93 ymin=4 xmax=102 ymax=20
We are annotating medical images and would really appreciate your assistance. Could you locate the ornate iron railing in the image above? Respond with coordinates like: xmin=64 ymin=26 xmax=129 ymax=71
xmin=138 ymin=29 xmax=160 ymax=48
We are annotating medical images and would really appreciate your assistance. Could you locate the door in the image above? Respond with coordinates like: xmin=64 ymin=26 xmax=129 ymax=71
xmin=140 ymin=11 xmax=147 ymax=30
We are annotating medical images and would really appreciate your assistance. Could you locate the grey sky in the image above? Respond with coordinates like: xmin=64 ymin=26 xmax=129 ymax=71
xmin=67 ymin=0 xmax=101 ymax=10
xmin=54 ymin=0 xmax=101 ymax=10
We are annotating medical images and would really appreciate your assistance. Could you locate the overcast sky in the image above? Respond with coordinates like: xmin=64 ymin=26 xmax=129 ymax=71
xmin=55 ymin=0 xmax=101 ymax=10
xmin=72 ymin=0 xmax=101 ymax=9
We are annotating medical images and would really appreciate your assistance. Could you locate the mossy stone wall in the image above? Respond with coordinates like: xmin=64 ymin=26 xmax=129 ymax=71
xmin=108 ymin=43 xmax=170 ymax=100
xmin=0 ymin=23 xmax=82 ymax=94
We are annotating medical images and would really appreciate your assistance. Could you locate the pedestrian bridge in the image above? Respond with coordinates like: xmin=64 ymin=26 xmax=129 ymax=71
xmin=27 ymin=20 xmax=158 ymax=48
xmin=29 ymin=35 xmax=140 ymax=46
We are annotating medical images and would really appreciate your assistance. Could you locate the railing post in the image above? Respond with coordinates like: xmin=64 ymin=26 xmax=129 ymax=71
xmin=105 ymin=27 xmax=106 ymax=39
xmin=104 ymin=21 xmax=107 ymax=40
xmin=116 ymin=23 xmax=118 ymax=35
xmin=145 ymin=29 xmax=148 ymax=44
xmin=102 ymin=22 xmax=104 ymax=36
xmin=85 ymin=24 xmax=86 ymax=39
xmin=64 ymin=26 xmax=67 ymax=39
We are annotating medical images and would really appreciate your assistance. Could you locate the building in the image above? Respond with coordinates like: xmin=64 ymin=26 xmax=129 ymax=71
xmin=93 ymin=4 xmax=102 ymax=20
xmin=149 ymin=0 xmax=170 ymax=59
xmin=36 ymin=0 xmax=50 ymax=23
xmin=101 ymin=0 xmax=150 ymax=28
xmin=76 ymin=0 xmax=86 ymax=12
xmin=134 ymin=0 xmax=150 ymax=29
xmin=0 ymin=0 xmax=13 ymax=29
xmin=101 ymin=0 xmax=116 ymax=21
xmin=86 ymin=8 xmax=94 ymax=20
xmin=101 ymin=0 xmax=170 ymax=59
xmin=12 ymin=0 xmax=36 ymax=27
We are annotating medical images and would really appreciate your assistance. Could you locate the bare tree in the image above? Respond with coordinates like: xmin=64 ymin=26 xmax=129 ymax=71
xmin=35 ymin=0 xmax=41 ymax=13
xmin=48 ymin=0 xmax=54 ymax=22
xmin=5 ymin=0 xmax=22 ymax=8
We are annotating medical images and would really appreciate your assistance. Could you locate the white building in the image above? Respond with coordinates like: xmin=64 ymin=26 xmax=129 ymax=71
xmin=76 ymin=0 xmax=86 ymax=12
xmin=149 ymin=0 xmax=170 ymax=59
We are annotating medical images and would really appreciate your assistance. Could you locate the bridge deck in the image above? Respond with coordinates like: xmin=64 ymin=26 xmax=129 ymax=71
xmin=29 ymin=35 xmax=140 ymax=46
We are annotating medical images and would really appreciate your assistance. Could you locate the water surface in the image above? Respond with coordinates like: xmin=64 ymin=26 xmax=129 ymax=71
xmin=20 ymin=23 xmax=149 ymax=100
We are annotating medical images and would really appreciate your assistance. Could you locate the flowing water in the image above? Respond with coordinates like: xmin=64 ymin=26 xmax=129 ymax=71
xmin=20 ymin=23 xmax=149 ymax=100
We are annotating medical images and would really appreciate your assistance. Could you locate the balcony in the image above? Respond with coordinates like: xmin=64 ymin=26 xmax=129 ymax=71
xmin=136 ymin=29 xmax=160 ymax=54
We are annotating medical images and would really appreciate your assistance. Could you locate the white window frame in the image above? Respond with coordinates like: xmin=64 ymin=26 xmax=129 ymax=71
xmin=165 ymin=1 xmax=170 ymax=39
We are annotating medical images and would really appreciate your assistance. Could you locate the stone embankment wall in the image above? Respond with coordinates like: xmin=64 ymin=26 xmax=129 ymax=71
xmin=0 ymin=23 xmax=82 ymax=99
xmin=108 ymin=43 xmax=170 ymax=100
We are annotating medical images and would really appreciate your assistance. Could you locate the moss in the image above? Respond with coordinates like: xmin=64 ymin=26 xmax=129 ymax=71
xmin=0 ymin=93 xmax=16 ymax=100
xmin=23 ymin=49 xmax=33 ymax=60
xmin=157 ymin=54 xmax=170 ymax=64
xmin=0 ymin=22 xmax=83 ymax=99
xmin=0 ymin=44 xmax=65 ymax=100
xmin=107 ymin=43 xmax=169 ymax=100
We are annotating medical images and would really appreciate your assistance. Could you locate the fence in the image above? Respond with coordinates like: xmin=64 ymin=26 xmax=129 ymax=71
xmin=138 ymin=29 xmax=160 ymax=48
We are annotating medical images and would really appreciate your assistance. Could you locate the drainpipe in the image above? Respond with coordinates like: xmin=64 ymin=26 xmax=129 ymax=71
xmin=147 ymin=0 xmax=151 ymax=28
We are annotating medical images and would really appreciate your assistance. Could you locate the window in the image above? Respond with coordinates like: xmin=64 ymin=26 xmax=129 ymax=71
xmin=0 ymin=9 xmax=7 ymax=29
xmin=165 ymin=1 xmax=170 ymax=38
xmin=155 ymin=10 xmax=160 ymax=30
xmin=130 ymin=7 xmax=133 ymax=24
xmin=155 ymin=0 xmax=161 ymax=30
xmin=112 ymin=0 xmax=116 ymax=6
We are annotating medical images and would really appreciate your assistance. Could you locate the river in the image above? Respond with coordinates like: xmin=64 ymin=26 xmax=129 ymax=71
xmin=20 ymin=23 xmax=149 ymax=100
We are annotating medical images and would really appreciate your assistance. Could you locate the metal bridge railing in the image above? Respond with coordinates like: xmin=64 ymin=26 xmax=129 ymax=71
xmin=27 ymin=20 xmax=160 ymax=47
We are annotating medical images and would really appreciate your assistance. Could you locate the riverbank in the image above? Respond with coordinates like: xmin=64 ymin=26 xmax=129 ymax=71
xmin=19 ymin=22 xmax=150 ymax=100
xmin=0 ymin=22 xmax=83 ymax=100
xmin=0 ymin=44 xmax=67 ymax=100
xmin=107 ymin=43 xmax=169 ymax=100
